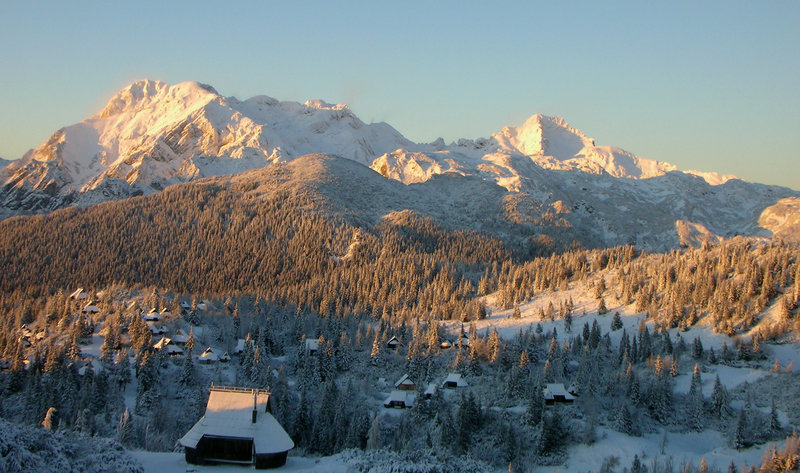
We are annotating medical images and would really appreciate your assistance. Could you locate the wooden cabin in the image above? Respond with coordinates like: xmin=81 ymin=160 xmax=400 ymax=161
xmin=153 ymin=337 xmax=184 ymax=356
xmin=199 ymin=347 xmax=219 ymax=364
xmin=441 ymin=372 xmax=468 ymax=389
xmin=384 ymin=389 xmax=416 ymax=409
xmin=304 ymin=338 xmax=320 ymax=354
xmin=180 ymin=386 xmax=294 ymax=469
xmin=394 ymin=374 xmax=416 ymax=391
xmin=172 ymin=329 xmax=189 ymax=345
xmin=543 ymin=383 xmax=576 ymax=405
xmin=386 ymin=336 xmax=401 ymax=350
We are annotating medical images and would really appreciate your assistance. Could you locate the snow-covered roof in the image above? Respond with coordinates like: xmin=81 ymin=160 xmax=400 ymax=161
xmin=199 ymin=347 xmax=219 ymax=362
xmin=234 ymin=338 xmax=245 ymax=354
xmin=172 ymin=329 xmax=189 ymax=344
xmin=305 ymin=338 xmax=319 ymax=351
xmin=147 ymin=322 xmax=167 ymax=334
xmin=153 ymin=337 xmax=171 ymax=350
xmin=383 ymin=389 xmax=416 ymax=408
xmin=387 ymin=335 xmax=400 ymax=347
xmin=82 ymin=304 xmax=100 ymax=313
xmin=153 ymin=337 xmax=184 ymax=355
xmin=424 ymin=383 xmax=436 ymax=396
xmin=70 ymin=288 xmax=89 ymax=300
xmin=543 ymin=383 xmax=576 ymax=401
xmin=442 ymin=372 xmax=468 ymax=388
xmin=179 ymin=387 xmax=294 ymax=455
xmin=394 ymin=374 xmax=415 ymax=389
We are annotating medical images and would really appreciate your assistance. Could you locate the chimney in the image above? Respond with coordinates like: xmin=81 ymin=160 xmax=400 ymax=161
xmin=252 ymin=389 xmax=257 ymax=424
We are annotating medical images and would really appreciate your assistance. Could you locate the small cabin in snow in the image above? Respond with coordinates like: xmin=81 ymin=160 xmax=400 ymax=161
xmin=147 ymin=322 xmax=167 ymax=335
xmin=153 ymin=337 xmax=184 ymax=356
xmin=81 ymin=304 xmax=100 ymax=314
xmin=172 ymin=329 xmax=189 ymax=345
xmin=199 ymin=347 xmax=219 ymax=364
xmin=394 ymin=374 xmax=416 ymax=391
xmin=386 ymin=336 xmax=401 ymax=350
xmin=543 ymin=383 xmax=576 ymax=405
xmin=384 ymin=389 xmax=416 ymax=409
xmin=441 ymin=372 xmax=468 ymax=389
xmin=424 ymin=383 xmax=437 ymax=399
xmin=180 ymin=386 xmax=294 ymax=469
xmin=233 ymin=338 xmax=246 ymax=355
xmin=70 ymin=288 xmax=90 ymax=300
xmin=304 ymin=338 xmax=319 ymax=354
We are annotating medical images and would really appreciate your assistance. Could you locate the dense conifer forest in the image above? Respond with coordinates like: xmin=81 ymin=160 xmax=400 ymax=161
xmin=1 ymin=161 xmax=799 ymax=472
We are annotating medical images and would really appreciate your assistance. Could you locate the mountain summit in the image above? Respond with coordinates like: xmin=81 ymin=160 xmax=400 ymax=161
xmin=0 ymin=80 xmax=797 ymax=248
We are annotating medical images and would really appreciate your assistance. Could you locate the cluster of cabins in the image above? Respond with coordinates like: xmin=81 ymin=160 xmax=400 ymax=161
xmin=151 ymin=328 xmax=234 ymax=364
xmin=383 ymin=372 xmax=469 ymax=408
xmin=382 ymin=372 xmax=577 ymax=409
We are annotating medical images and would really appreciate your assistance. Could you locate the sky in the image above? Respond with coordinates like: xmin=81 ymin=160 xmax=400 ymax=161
xmin=1 ymin=1 xmax=798 ymax=189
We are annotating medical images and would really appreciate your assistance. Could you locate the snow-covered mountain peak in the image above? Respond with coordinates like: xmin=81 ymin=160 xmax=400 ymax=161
xmin=303 ymin=99 xmax=349 ymax=111
xmin=96 ymin=80 xmax=218 ymax=119
xmin=493 ymin=113 xmax=594 ymax=158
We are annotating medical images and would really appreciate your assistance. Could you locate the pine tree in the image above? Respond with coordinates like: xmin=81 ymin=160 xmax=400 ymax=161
xmin=710 ymin=375 xmax=731 ymax=419
xmin=689 ymin=364 xmax=705 ymax=432
xmin=611 ymin=312 xmax=623 ymax=331
xmin=525 ymin=376 xmax=545 ymax=426
xmin=488 ymin=328 xmax=501 ymax=365
xmin=185 ymin=327 xmax=195 ymax=354
xmin=502 ymin=422 xmax=519 ymax=466
xmin=539 ymin=406 xmax=565 ymax=454
xmin=179 ymin=350 xmax=195 ymax=388
xmin=118 ymin=407 xmax=134 ymax=447
xmin=366 ymin=414 xmax=381 ymax=450
xmin=42 ymin=407 xmax=59 ymax=431
xmin=733 ymin=407 xmax=747 ymax=449
xmin=769 ymin=398 xmax=781 ymax=435
xmin=615 ymin=403 xmax=633 ymax=435
xmin=292 ymin=388 xmax=312 ymax=447
xmin=693 ymin=336 xmax=704 ymax=359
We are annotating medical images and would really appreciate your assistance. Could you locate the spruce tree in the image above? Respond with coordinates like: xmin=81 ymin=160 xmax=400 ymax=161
xmin=118 ymin=407 xmax=134 ymax=447
xmin=611 ymin=312 xmax=623 ymax=331
xmin=525 ymin=376 xmax=544 ymax=427
xmin=733 ymin=407 xmax=747 ymax=449
xmin=615 ymin=403 xmax=633 ymax=435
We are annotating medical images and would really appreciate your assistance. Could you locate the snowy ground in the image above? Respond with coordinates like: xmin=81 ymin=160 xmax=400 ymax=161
xmin=534 ymin=428 xmax=769 ymax=473
xmin=128 ymin=451 xmax=350 ymax=473
xmin=441 ymin=276 xmax=800 ymax=472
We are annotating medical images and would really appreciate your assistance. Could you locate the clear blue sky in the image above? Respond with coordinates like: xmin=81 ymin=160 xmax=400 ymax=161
xmin=1 ymin=1 xmax=798 ymax=189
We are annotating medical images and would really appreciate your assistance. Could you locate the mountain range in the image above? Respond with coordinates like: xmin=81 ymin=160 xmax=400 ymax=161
xmin=1 ymin=79 xmax=798 ymax=249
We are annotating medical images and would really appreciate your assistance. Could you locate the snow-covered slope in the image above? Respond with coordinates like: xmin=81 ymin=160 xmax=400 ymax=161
xmin=207 ymin=154 xmax=795 ymax=252
xmin=0 ymin=80 xmax=797 ymax=250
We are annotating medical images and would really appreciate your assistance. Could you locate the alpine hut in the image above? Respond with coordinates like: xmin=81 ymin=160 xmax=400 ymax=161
xmin=180 ymin=386 xmax=294 ymax=469
xmin=543 ymin=383 xmax=576 ymax=405
xmin=441 ymin=372 xmax=468 ymax=389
